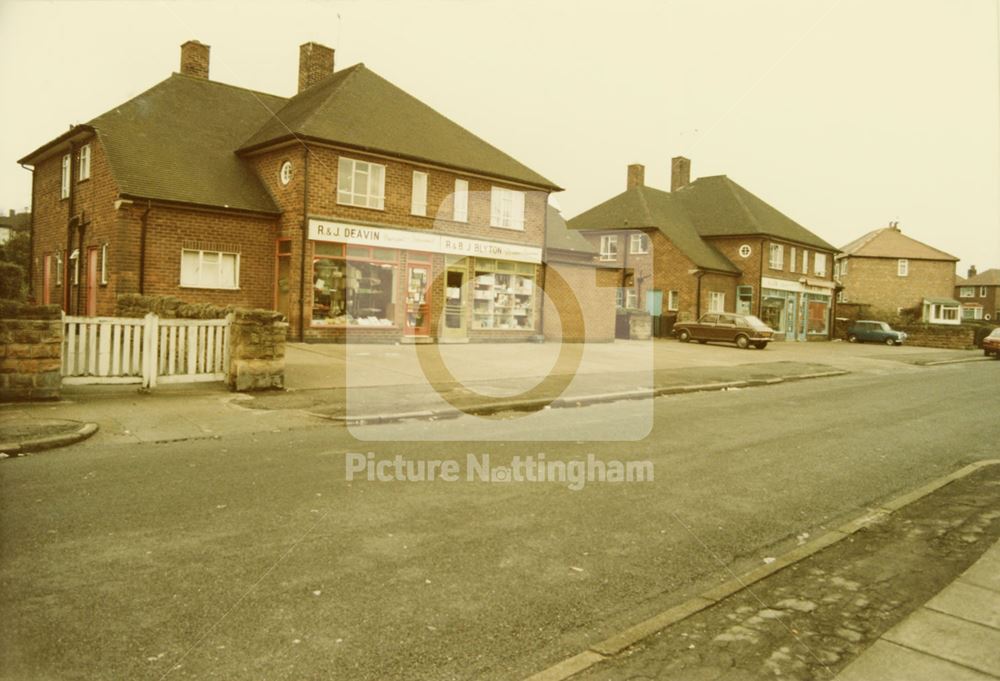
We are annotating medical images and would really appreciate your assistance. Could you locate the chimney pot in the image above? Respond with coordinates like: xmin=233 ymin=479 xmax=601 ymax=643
xmin=627 ymin=164 xmax=645 ymax=190
xmin=968 ymin=265 xmax=978 ymax=278
xmin=180 ymin=40 xmax=210 ymax=79
xmin=299 ymin=42 xmax=335 ymax=93
xmin=671 ymin=156 xmax=691 ymax=191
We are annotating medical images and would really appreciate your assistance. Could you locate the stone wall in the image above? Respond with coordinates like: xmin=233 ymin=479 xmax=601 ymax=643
xmin=0 ymin=301 xmax=62 ymax=401
xmin=116 ymin=293 xmax=231 ymax=319
xmin=895 ymin=324 xmax=978 ymax=350
xmin=227 ymin=309 xmax=287 ymax=392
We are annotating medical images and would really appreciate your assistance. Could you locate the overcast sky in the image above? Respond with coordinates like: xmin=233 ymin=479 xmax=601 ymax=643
xmin=1 ymin=0 xmax=998 ymax=273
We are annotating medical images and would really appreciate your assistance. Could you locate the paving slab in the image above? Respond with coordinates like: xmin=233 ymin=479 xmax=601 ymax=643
xmin=926 ymin=581 xmax=1000 ymax=629
xmin=882 ymin=608 xmax=1000 ymax=676
xmin=959 ymin=542 xmax=1000 ymax=592
xmin=835 ymin=640 xmax=996 ymax=681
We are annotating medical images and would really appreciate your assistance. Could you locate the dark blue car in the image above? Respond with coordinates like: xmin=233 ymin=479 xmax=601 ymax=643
xmin=847 ymin=320 xmax=907 ymax=345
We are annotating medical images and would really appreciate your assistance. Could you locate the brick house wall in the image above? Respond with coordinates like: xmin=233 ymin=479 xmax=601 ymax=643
xmin=839 ymin=256 xmax=956 ymax=316
xmin=956 ymin=282 xmax=999 ymax=321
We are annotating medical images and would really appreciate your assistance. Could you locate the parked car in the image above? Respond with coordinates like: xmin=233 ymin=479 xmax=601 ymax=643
xmin=673 ymin=313 xmax=774 ymax=349
xmin=846 ymin=320 xmax=907 ymax=346
xmin=983 ymin=328 xmax=1000 ymax=358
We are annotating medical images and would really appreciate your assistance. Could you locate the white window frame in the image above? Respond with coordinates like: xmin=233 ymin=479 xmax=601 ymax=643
xmin=490 ymin=186 xmax=525 ymax=230
xmin=100 ymin=243 xmax=108 ymax=285
xmin=801 ymin=249 xmax=809 ymax=275
xmin=667 ymin=290 xmax=679 ymax=311
xmin=897 ymin=259 xmax=909 ymax=277
xmin=60 ymin=154 xmax=71 ymax=199
xmin=960 ymin=286 xmax=975 ymax=298
xmin=768 ymin=243 xmax=783 ymax=270
xmin=180 ymin=249 xmax=240 ymax=290
xmin=790 ymin=247 xmax=797 ymax=273
xmin=337 ymin=157 xmax=385 ymax=210
xmin=962 ymin=305 xmax=983 ymax=320
xmin=708 ymin=291 xmax=725 ymax=313
xmin=55 ymin=252 xmax=63 ymax=286
xmin=629 ymin=233 xmax=649 ymax=254
xmin=78 ymin=144 xmax=91 ymax=181
xmin=410 ymin=170 xmax=428 ymax=217
xmin=928 ymin=302 xmax=958 ymax=324
xmin=841 ymin=258 xmax=848 ymax=275
xmin=279 ymin=161 xmax=293 ymax=186
xmin=453 ymin=179 xmax=469 ymax=222
xmin=814 ymin=253 xmax=827 ymax=277
xmin=599 ymin=235 xmax=618 ymax=261
xmin=625 ymin=288 xmax=638 ymax=310
xmin=981 ymin=286 xmax=988 ymax=298
xmin=69 ymin=249 xmax=79 ymax=285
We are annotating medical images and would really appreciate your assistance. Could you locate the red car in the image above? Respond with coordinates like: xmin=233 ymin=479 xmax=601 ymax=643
xmin=673 ymin=313 xmax=775 ymax=349
xmin=984 ymin=328 xmax=1000 ymax=358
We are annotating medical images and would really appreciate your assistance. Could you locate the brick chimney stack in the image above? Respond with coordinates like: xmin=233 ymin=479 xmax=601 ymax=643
xmin=671 ymin=156 xmax=691 ymax=191
xmin=180 ymin=40 xmax=210 ymax=79
xmin=627 ymin=164 xmax=645 ymax=190
xmin=968 ymin=265 xmax=978 ymax=278
xmin=299 ymin=42 xmax=335 ymax=93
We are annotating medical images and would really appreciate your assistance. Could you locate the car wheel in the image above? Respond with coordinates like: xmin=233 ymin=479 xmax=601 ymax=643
xmin=678 ymin=330 xmax=690 ymax=343
xmin=753 ymin=341 xmax=768 ymax=349
xmin=736 ymin=334 xmax=750 ymax=349
xmin=848 ymin=334 xmax=858 ymax=343
xmin=885 ymin=337 xmax=896 ymax=346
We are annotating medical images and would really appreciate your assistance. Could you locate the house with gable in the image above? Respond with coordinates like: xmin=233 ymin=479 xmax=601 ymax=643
xmin=956 ymin=266 xmax=1000 ymax=322
xmin=567 ymin=158 xmax=839 ymax=341
xmin=20 ymin=40 xmax=561 ymax=342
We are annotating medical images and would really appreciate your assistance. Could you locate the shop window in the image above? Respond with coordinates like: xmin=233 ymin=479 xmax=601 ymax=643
xmin=472 ymin=259 xmax=534 ymax=329
xmin=180 ymin=249 xmax=239 ymax=289
xmin=667 ymin=290 xmax=679 ymax=311
xmin=737 ymin=285 xmax=753 ymax=315
xmin=708 ymin=291 xmax=725 ymax=313
xmin=453 ymin=179 xmax=469 ymax=222
xmin=79 ymin=144 xmax=91 ymax=181
xmin=814 ymin=253 xmax=827 ymax=277
xmin=629 ymin=233 xmax=649 ymax=254
xmin=100 ymin=243 xmax=108 ymax=285
xmin=490 ymin=187 xmax=525 ymax=230
xmin=312 ymin=246 xmax=398 ymax=326
xmin=768 ymin=244 xmax=783 ymax=270
xmin=806 ymin=293 xmax=829 ymax=335
xmin=411 ymin=171 xmax=428 ymax=216
xmin=337 ymin=157 xmax=385 ymax=209
xmin=599 ymin=235 xmax=618 ymax=261
xmin=897 ymin=259 xmax=908 ymax=277
xmin=960 ymin=287 xmax=975 ymax=298
xmin=61 ymin=155 xmax=71 ymax=199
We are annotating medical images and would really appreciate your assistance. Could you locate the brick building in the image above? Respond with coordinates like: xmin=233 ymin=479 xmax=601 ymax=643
xmin=568 ymin=159 xmax=839 ymax=341
xmin=835 ymin=223 xmax=960 ymax=324
xmin=20 ymin=40 xmax=561 ymax=342
xmin=956 ymin=266 xmax=1000 ymax=322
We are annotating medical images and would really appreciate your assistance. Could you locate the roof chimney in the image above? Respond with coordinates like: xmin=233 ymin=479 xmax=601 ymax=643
xmin=180 ymin=40 xmax=210 ymax=79
xmin=8 ymin=209 xmax=13 ymax=218
xmin=627 ymin=164 xmax=645 ymax=190
xmin=968 ymin=265 xmax=977 ymax=278
xmin=671 ymin=156 xmax=691 ymax=191
xmin=299 ymin=42 xmax=335 ymax=93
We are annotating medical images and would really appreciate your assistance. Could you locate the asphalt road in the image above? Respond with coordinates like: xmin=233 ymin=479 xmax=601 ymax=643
xmin=1 ymin=361 xmax=998 ymax=680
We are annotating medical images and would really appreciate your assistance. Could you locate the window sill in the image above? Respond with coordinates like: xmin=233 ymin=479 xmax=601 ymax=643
xmin=78 ymin=177 xmax=91 ymax=184
xmin=490 ymin=224 xmax=525 ymax=232
xmin=336 ymin=200 xmax=385 ymax=212
xmin=179 ymin=285 xmax=241 ymax=291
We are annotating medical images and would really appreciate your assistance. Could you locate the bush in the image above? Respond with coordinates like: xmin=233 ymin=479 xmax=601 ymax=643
xmin=0 ymin=261 xmax=26 ymax=301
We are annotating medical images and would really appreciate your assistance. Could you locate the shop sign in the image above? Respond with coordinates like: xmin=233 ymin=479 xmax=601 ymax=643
xmin=308 ymin=219 xmax=542 ymax=263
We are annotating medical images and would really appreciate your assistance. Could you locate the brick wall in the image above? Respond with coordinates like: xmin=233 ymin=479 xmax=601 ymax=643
xmin=0 ymin=302 xmax=62 ymax=401
xmin=839 ymin=257 xmax=956 ymax=315
xmin=956 ymin=284 xmax=999 ymax=322
xmin=542 ymin=259 xmax=615 ymax=342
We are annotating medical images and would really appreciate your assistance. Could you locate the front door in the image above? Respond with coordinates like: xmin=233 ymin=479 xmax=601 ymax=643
xmin=441 ymin=262 xmax=468 ymax=341
xmin=86 ymin=246 xmax=98 ymax=316
xmin=406 ymin=263 xmax=431 ymax=336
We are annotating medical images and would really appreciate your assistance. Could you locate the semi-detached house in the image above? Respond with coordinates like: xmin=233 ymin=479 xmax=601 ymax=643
xmin=20 ymin=40 xmax=561 ymax=342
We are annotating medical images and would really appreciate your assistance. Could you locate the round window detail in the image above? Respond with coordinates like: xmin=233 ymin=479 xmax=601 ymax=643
xmin=279 ymin=161 xmax=293 ymax=186
xmin=738 ymin=244 xmax=752 ymax=258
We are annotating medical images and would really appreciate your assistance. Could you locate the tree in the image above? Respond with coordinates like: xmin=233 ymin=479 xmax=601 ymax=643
xmin=0 ymin=231 xmax=30 ymax=271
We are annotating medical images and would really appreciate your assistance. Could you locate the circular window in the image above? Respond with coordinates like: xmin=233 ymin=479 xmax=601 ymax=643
xmin=738 ymin=244 xmax=752 ymax=258
xmin=279 ymin=161 xmax=293 ymax=186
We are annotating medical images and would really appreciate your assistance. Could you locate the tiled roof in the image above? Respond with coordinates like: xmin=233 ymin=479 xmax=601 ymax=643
xmin=839 ymin=227 xmax=958 ymax=261
xmin=240 ymin=64 xmax=559 ymax=190
xmin=545 ymin=205 xmax=595 ymax=255
xmin=962 ymin=268 xmax=1000 ymax=286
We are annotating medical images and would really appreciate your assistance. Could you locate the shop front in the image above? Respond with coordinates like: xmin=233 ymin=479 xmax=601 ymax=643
xmin=306 ymin=219 xmax=543 ymax=342
xmin=760 ymin=277 xmax=833 ymax=341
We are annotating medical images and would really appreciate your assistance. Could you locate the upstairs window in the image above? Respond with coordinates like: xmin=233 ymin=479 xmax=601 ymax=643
xmin=814 ymin=253 xmax=827 ymax=277
xmin=768 ymin=243 xmax=783 ymax=269
xmin=78 ymin=144 xmax=91 ymax=181
xmin=60 ymin=154 xmax=71 ymax=199
xmin=337 ymin=157 xmax=385 ymax=210
xmin=801 ymin=249 xmax=809 ymax=274
xmin=453 ymin=179 xmax=469 ymax=222
xmin=411 ymin=171 xmax=428 ymax=217
xmin=100 ymin=243 xmax=109 ymax=285
xmin=981 ymin=286 xmax=988 ymax=298
xmin=897 ymin=259 xmax=909 ymax=277
xmin=629 ymin=233 xmax=649 ymax=254
xmin=790 ymin=247 xmax=797 ymax=273
xmin=840 ymin=258 xmax=848 ymax=275
xmin=490 ymin=187 xmax=525 ymax=230
xmin=181 ymin=249 xmax=239 ymax=289
xmin=599 ymin=235 xmax=618 ymax=261
xmin=960 ymin=286 xmax=975 ymax=298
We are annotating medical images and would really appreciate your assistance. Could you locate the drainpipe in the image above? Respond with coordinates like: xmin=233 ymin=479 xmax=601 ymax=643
xmin=139 ymin=200 xmax=151 ymax=294
xmin=299 ymin=147 xmax=310 ymax=341
xmin=757 ymin=239 xmax=765 ymax=317
xmin=20 ymin=163 xmax=35 ymax=301
xmin=76 ymin=217 xmax=85 ymax=313
xmin=538 ymin=197 xmax=547 ymax=341
xmin=695 ymin=270 xmax=703 ymax=318
xmin=66 ymin=142 xmax=76 ymax=313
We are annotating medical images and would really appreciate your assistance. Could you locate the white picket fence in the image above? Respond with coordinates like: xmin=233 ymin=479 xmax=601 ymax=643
xmin=62 ymin=313 xmax=232 ymax=388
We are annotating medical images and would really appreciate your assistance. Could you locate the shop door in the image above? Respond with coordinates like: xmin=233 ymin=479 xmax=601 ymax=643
xmin=441 ymin=264 xmax=467 ymax=341
xmin=406 ymin=264 xmax=431 ymax=336
xmin=86 ymin=247 xmax=98 ymax=316
xmin=786 ymin=296 xmax=799 ymax=341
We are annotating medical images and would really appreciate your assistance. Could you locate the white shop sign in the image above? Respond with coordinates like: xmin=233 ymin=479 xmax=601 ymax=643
xmin=308 ymin=219 xmax=542 ymax=264
xmin=761 ymin=276 xmax=803 ymax=293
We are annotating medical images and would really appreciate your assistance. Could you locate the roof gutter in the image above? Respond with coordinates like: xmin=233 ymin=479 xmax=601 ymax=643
xmin=18 ymin=124 xmax=95 ymax=166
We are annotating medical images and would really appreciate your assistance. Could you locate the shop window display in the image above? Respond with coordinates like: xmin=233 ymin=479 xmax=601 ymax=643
xmin=312 ymin=244 xmax=398 ymax=326
xmin=473 ymin=259 xmax=535 ymax=330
